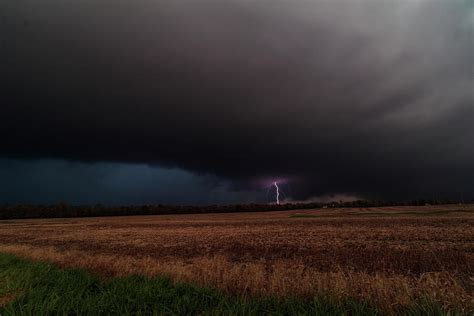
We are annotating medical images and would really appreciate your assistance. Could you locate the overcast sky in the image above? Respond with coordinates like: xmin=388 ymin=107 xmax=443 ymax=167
xmin=1 ymin=0 xmax=473 ymax=204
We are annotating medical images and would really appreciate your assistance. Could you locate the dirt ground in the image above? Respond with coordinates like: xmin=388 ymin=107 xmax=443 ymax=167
xmin=1 ymin=205 xmax=473 ymax=313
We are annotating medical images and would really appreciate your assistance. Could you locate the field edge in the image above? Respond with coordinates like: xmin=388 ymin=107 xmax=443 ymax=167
xmin=0 ymin=252 xmax=464 ymax=316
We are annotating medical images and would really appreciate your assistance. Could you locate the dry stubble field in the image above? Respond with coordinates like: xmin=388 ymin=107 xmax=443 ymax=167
xmin=0 ymin=205 xmax=473 ymax=314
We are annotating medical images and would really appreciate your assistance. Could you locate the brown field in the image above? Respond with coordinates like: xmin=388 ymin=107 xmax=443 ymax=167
xmin=1 ymin=205 xmax=473 ymax=314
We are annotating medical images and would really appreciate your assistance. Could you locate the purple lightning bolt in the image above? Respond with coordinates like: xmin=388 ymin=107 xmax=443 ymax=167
xmin=274 ymin=181 xmax=280 ymax=205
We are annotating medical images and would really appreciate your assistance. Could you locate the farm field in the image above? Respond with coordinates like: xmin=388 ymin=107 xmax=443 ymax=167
xmin=1 ymin=205 xmax=473 ymax=314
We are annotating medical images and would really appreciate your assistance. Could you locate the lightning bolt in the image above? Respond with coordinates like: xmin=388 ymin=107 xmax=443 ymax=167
xmin=274 ymin=181 xmax=280 ymax=205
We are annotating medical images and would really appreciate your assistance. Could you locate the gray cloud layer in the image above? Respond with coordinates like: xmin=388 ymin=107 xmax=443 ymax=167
xmin=0 ymin=159 xmax=259 ymax=205
xmin=1 ymin=0 xmax=473 ymax=200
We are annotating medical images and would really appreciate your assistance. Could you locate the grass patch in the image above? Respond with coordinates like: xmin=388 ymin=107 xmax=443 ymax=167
xmin=0 ymin=253 xmax=378 ymax=315
xmin=0 ymin=253 xmax=459 ymax=315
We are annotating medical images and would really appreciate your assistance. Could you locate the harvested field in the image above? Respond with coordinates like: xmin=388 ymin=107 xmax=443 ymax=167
xmin=1 ymin=205 xmax=473 ymax=314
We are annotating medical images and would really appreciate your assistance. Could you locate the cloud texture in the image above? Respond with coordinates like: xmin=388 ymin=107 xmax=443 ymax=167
xmin=1 ymin=0 xmax=473 ymax=201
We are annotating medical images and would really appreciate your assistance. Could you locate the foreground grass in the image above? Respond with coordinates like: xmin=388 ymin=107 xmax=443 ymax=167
xmin=0 ymin=253 xmax=456 ymax=315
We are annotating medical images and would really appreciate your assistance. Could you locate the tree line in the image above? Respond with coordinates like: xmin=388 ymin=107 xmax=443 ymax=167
xmin=0 ymin=198 xmax=469 ymax=220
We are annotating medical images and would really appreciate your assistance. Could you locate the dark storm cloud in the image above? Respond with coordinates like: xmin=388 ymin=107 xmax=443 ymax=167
xmin=0 ymin=159 xmax=259 ymax=205
xmin=1 ymin=0 xmax=473 ymax=200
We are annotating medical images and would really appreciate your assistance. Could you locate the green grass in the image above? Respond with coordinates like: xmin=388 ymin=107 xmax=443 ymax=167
xmin=0 ymin=253 xmax=379 ymax=315
xmin=0 ymin=253 xmax=458 ymax=315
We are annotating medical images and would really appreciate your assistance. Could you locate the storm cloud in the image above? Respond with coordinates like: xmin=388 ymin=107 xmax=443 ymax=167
xmin=1 ymin=0 xmax=473 ymax=202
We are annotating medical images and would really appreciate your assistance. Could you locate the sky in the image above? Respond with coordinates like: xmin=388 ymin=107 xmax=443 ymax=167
xmin=1 ymin=0 xmax=473 ymax=205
